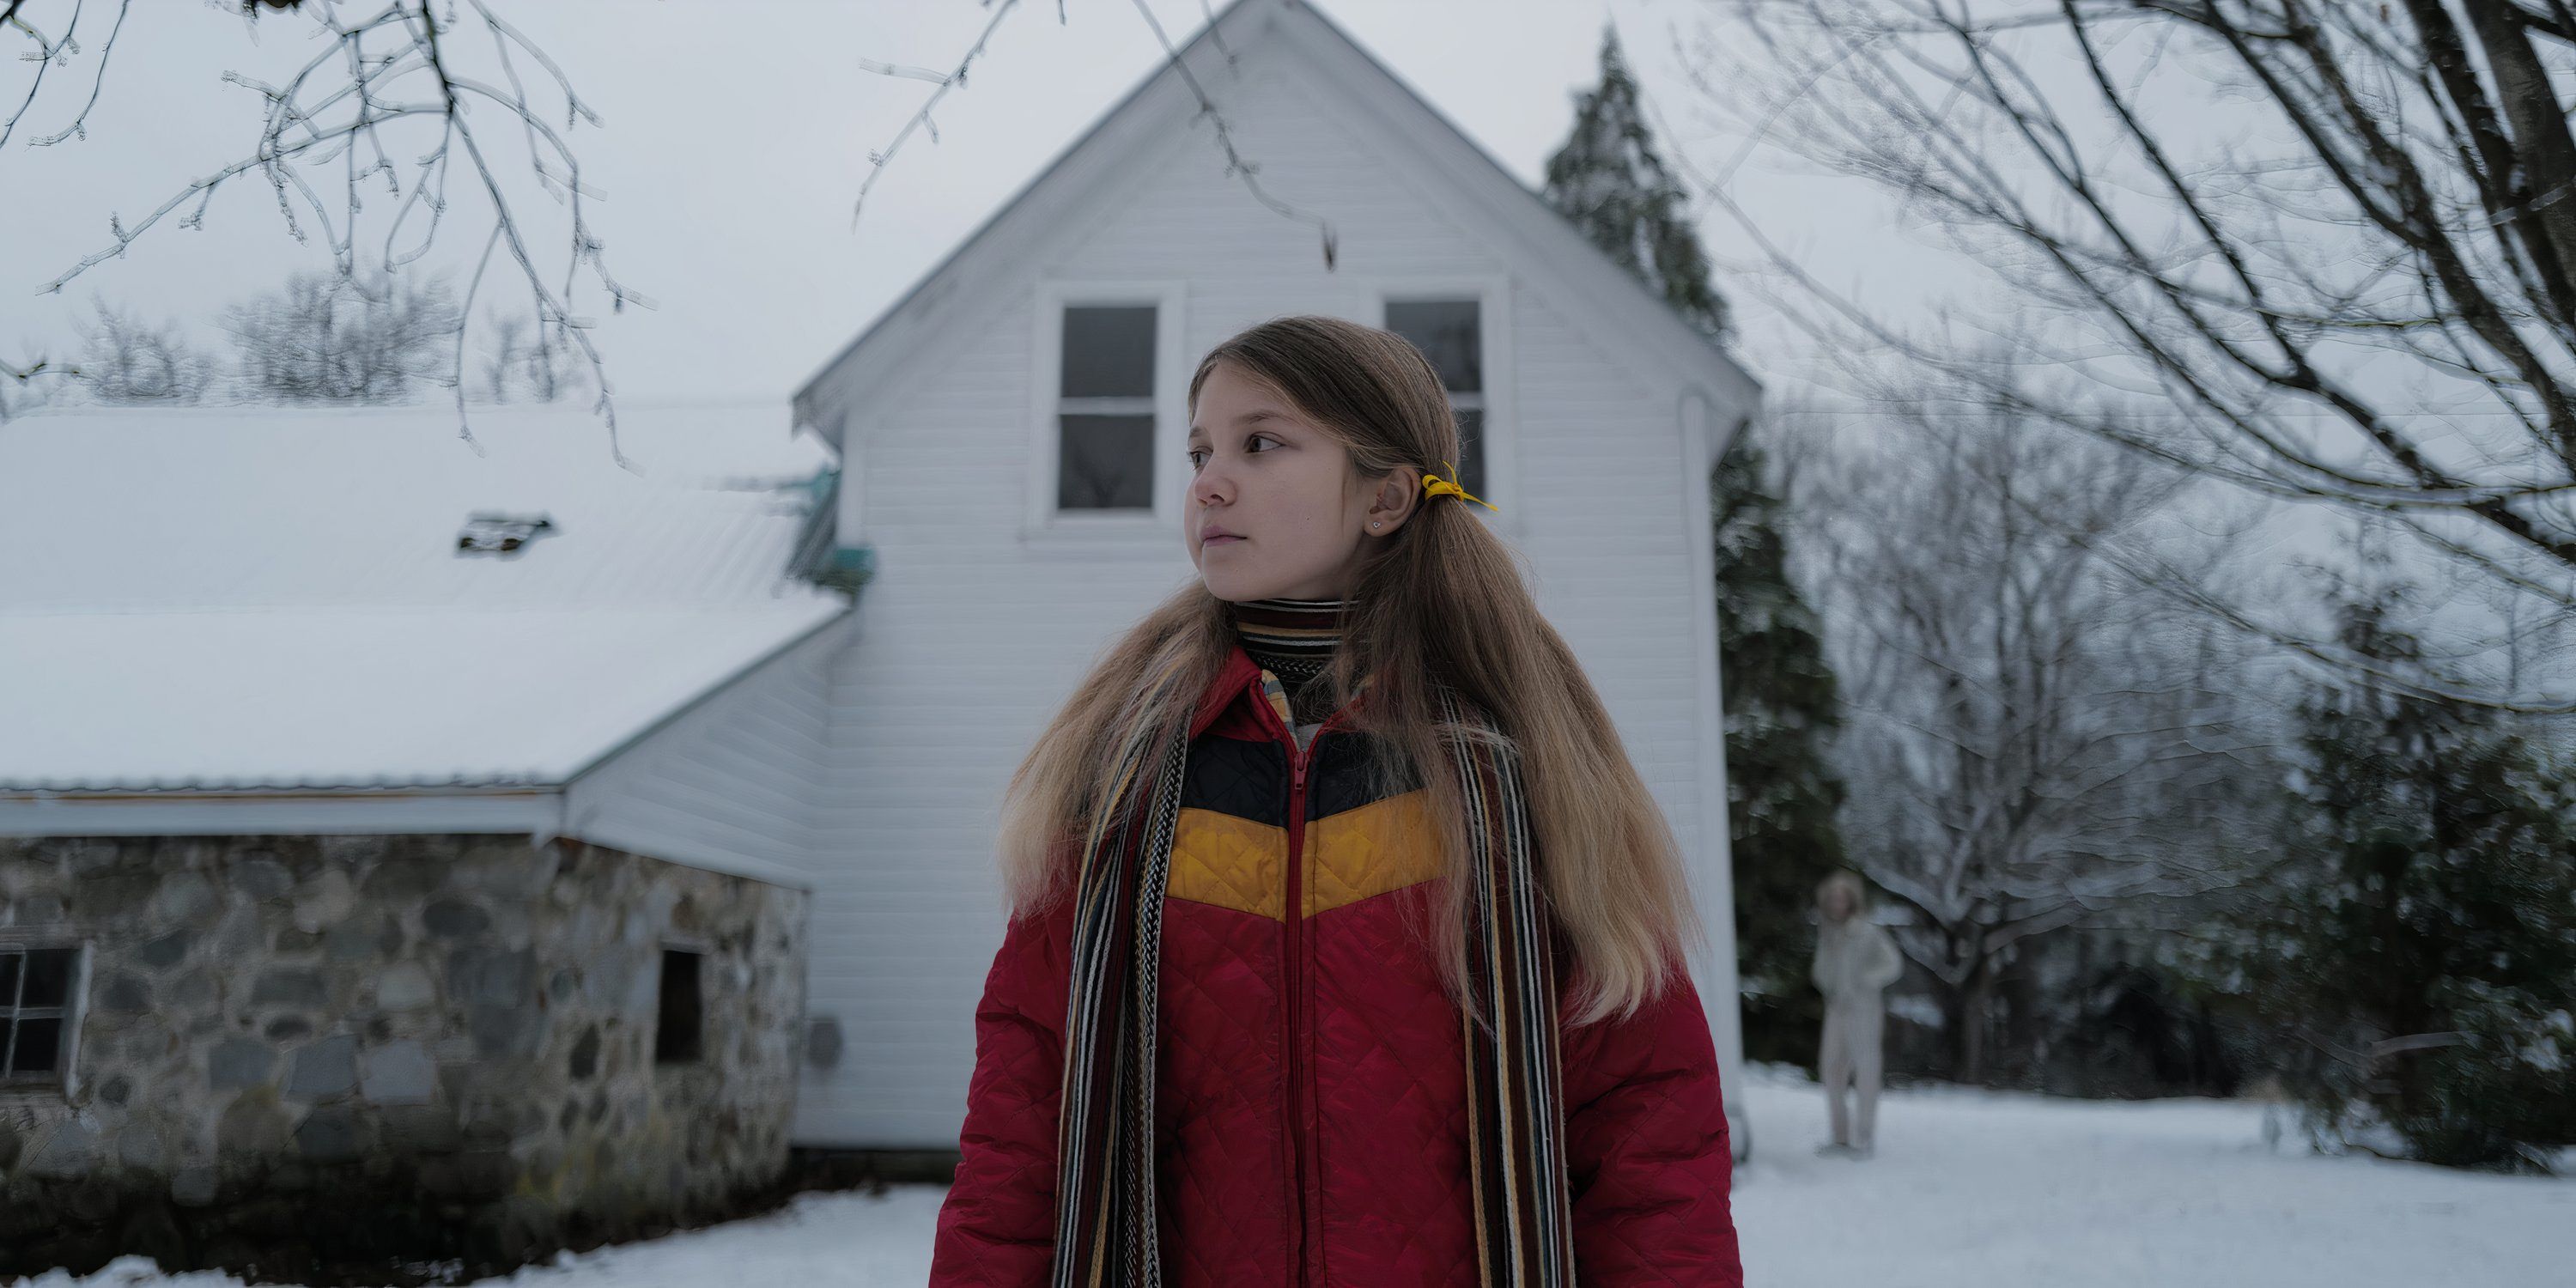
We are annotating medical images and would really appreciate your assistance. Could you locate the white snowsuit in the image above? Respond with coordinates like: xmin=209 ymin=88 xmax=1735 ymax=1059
xmin=1812 ymin=914 xmax=1904 ymax=1150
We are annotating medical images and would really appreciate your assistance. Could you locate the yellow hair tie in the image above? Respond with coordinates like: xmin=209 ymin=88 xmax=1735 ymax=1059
xmin=1421 ymin=460 xmax=1499 ymax=512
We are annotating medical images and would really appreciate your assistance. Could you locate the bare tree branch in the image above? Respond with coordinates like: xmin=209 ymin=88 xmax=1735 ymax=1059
xmin=848 ymin=0 xmax=1340 ymax=269
xmin=1679 ymin=0 xmax=2576 ymax=709
xmin=5 ymin=0 xmax=647 ymax=462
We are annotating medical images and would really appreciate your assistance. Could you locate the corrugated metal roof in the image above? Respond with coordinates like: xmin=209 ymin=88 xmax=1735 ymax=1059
xmin=0 ymin=400 xmax=848 ymax=792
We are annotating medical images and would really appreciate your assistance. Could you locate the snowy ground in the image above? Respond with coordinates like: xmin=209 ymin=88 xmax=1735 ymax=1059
xmin=26 ymin=1066 xmax=2573 ymax=1288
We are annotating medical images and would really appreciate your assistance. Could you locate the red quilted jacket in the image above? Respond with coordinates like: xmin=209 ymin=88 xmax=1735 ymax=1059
xmin=930 ymin=643 xmax=1744 ymax=1285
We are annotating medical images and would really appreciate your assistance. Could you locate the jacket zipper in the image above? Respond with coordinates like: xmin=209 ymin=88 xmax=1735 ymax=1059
xmin=1285 ymin=738 xmax=1309 ymax=1288
xmin=1262 ymin=689 xmax=1346 ymax=1288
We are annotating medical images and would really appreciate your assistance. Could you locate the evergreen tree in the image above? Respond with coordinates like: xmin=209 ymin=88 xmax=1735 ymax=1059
xmin=1540 ymin=26 xmax=1732 ymax=343
xmin=1543 ymin=24 xmax=1841 ymax=1063
xmin=1710 ymin=424 xmax=1851 ymax=1066
xmin=2239 ymin=574 xmax=2576 ymax=1172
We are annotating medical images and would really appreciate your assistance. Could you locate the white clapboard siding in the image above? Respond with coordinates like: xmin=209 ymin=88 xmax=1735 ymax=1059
xmin=565 ymin=615 xmax=848 ymax=894
xmin=791 ymin=0 xmax=1753 ymax=1149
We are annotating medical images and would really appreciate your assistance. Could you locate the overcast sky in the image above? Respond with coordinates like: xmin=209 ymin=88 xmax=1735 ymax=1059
xmin=0 ymin=0 xmax=1939 ymax=411
xmin=9 ymin=1 xmax=2568 ymax=697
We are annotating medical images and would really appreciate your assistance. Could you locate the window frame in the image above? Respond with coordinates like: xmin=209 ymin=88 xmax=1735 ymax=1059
xmin=0 ymin=933 xmax=90 ymax=1101
xmin=652 ymin=940 xmax=709 ymax=1067
xmin=1362 ymin=274 xmax=1517 ymax=537
xmin=1026 ymin=281 xmax=1190 ymax=549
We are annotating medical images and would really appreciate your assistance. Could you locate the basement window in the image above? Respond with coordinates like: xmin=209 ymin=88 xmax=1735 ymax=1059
xmin=0 ymin=945 xmax=77 ymax=1087
xmin=654 ymin=947 xmax=703 ymax=1065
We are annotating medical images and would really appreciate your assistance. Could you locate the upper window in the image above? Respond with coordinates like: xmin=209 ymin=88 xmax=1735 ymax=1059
xmin=1384 ymin=299 xmax=1485 ymax=499
xmin=1056 ymin=304 xmax=1158 ymax=511
xmin=1 ymin=945 xmax=76 ymax=1088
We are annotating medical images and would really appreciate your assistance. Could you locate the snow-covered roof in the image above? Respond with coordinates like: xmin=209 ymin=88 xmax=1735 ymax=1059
xmin=0 ymin=400 xmax=848 ymax=792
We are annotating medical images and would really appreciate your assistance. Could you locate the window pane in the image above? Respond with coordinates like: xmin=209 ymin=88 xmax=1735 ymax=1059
xmin=1061 ymin=306 xmax=1157 ymax=398
xmin=1454 ymin=406 xmax=1485 ymax=500
xmin=1058 ymin=414 xmax=1156 ymax=510
xmin=7 ymin=1017 xmax=58 ymax=1078
xmin=0 ymin=952 xmax=18 ymax=1006
xmin=21 ymin=948 xmax=69 ymax=1009
xmin=1386 ymin=300 xmax=1481 ymax=394
xmin=655 ymin=950 xmax=702 ymax=1064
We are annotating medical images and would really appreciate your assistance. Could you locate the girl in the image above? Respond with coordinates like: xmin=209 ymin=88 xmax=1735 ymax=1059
xmin=928 ymin=315 xmax=1743 ymax=1286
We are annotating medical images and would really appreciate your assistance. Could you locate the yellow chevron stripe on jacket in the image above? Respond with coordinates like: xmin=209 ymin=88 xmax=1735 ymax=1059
xmin=1170 ymin=788 xmax=1443 ymax=920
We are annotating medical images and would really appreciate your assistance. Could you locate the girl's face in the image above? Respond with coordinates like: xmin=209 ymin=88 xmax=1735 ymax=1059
xmin=1186 ymin=361 xmax=1418 ymax=602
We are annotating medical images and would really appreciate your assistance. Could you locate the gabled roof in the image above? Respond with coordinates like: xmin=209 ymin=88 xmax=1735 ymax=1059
xmin=0 ymin=401 xmax=848 ymax=793
xmin=792 ymin=0 xmax=1759 ymax=451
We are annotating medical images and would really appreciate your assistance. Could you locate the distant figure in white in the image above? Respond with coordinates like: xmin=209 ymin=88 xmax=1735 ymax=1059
xmin=1811 ymin=870 xmax=1902 ymax=1157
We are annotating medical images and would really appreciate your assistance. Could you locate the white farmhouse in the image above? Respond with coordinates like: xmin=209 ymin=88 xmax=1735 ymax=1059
xmin=788 ymin=0 xmax=1759 ymax=1155
xmin=0 ymin=0 xmax=1759 ymax=1278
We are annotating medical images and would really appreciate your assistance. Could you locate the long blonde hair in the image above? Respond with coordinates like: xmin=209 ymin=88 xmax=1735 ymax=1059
xmin=993 ymin=314 xmax=1703 ymax=1028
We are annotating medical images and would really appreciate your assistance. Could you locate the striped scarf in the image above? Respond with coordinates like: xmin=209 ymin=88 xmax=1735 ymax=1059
xmin=1229 ymin=596 xmax=1345 ymax=730
xmin=1048 ymin=607 xmax=1576 ymax=1285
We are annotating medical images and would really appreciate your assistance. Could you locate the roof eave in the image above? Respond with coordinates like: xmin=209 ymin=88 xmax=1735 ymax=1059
xmin=792 ymin=0 xmax=1280 ymax=453
xmin=1277 ymin=2 xmax=1764 ymax=414
xmin=0 ymin=784 xmax=564 ymax=837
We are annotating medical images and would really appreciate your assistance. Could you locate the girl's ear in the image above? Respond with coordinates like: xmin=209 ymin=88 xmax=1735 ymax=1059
xmin=1370 ymin=465 xmax=1423 ymax=534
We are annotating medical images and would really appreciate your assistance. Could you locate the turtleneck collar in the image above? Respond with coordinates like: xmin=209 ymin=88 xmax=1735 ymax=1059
xmin=1228 ymin=596 xmax=1350 ymax=726
xmin=1229 ymin=596 xmax=1349 ymax=657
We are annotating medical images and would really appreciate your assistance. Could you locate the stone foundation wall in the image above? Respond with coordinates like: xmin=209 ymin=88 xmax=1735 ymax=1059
xmin=0 ymin=833 xmax=808 ymax=1283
